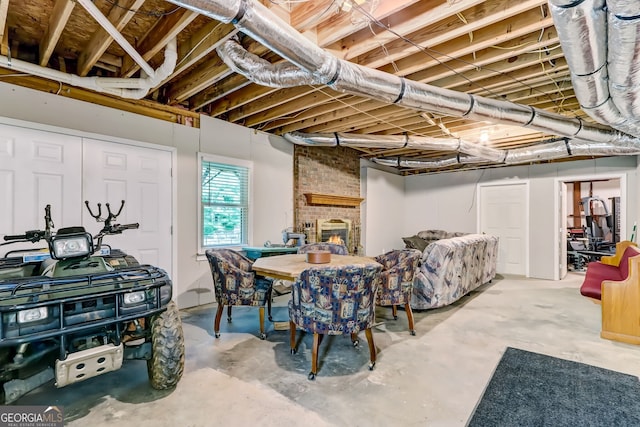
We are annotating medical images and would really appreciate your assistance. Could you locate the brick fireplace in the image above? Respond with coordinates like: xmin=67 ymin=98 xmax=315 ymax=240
xmin=293 ymin=145 xmax=362 ymax=254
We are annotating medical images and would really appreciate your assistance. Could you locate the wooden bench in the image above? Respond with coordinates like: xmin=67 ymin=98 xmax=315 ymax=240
xmin=601 ymin=254 xmax=640 ymax=344
xmin=579 ymin=241 xmax=639 ymax=301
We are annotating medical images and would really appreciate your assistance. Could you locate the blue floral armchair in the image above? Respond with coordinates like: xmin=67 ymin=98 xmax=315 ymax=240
xmin=205 ymin=249 xmax=272 ymax=339
xmin=374 ymin=249 xmax=422 ymax=335
xmin=288 ymin=263 xmax=382 ymax=380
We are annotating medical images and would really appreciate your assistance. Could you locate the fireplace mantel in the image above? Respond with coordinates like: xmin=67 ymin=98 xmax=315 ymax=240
xmin=304 ymin=193 xmax=364 ymax=207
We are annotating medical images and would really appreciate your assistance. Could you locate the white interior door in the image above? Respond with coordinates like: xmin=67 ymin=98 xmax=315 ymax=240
xmin=479 ymin=182 xmax=528 ymax=275
xmin=0 ymin=124 xmax=82 ymax=246
xmin=82 ymin=139 xmax=173 ymax=277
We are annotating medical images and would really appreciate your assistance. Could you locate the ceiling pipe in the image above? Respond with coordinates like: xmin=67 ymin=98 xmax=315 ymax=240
xmin=549 ymin=0 xmax=640 ymax=136
xmin=221 ymin=33 xmax=640 ymax=164
xmin=607 ymin=1 xmax=640 ymax=119
xmin=373 ymin=155 xmax=491 ymax=170
xmin=283 ymin=131 xmax=507 ymax=162
xmin=0 ymin=39 xmax=177 ymax=99
xmin=371 ymin=137 xmax=640 ymax=172
xmin=218 ymin=37 xmax=321 ymax=87
xmin=169 ymin=0 xmax=640 ymax=148
xmin=167 ymin=0 xmax=640 ymax=173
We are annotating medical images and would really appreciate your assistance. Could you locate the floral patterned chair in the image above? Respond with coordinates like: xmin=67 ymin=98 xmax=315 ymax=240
xmin=205 ymin=249 xmax=273 ymax=339
xmin=288 ymin=263 xmax=382 ymax=380
xmin=297 ymin=242 xmax=349 ymax=255
xmin=374 ymin=249 xmax=422 ymax=335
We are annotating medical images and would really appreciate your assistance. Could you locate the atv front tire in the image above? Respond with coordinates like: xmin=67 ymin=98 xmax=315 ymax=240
xmin=146 ymin=301 xmax=185 ymax=389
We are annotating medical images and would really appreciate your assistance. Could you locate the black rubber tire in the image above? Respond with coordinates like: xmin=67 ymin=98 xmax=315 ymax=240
xmin=146 ymin=301 xmax=185 ymax=390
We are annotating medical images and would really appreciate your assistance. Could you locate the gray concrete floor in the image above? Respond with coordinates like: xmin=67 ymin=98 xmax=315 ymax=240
xmin=15 ymin=272 xmax=640 ymax=426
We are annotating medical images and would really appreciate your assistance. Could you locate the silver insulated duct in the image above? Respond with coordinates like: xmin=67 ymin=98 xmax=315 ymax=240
xmin=549 ymin=0 xmax=640 ymax=136
xmin=168 ymin=0 xmax=640 ymax=169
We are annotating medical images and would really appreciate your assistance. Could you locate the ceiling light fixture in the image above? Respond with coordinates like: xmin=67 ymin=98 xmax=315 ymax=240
xmin=337 ymin=0 xmax=379 ymax=26
xmin=479 ymin=130 xmax=490 ymax=144
xmin=339 ymin=0 xmax=367 ymax=13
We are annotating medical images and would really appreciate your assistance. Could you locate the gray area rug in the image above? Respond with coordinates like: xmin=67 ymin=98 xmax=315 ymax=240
xmin=467 ymin=347 xmax=640 ymax=427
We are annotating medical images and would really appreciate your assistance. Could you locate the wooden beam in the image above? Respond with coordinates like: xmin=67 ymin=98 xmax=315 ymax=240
xmin=505 ymin=83 xmax=575 ymax=104
xmin=326 ymin=0 xmax=485 ymax=58
xmin=405 ymin=27 xmax=558 ymax=83
xmin=332 ymin=106 xmax=421 ymax=134
xmin=433 ymin=52 xmax=566 ymax=92
xmin=156 ymin=21 xmax=237 ymax=90
xmin=316 ymin=0 xmax=420 ymax=47
xmin=244 ymin=88 xmax=343 ymax=127
xmin=0 ymin=0 xmax=9 ymax=56
xmin=227 ymin=85 xmax=320 ymax=123
xmin=167 ymin=41 xmax=269 ymax=104
xmin=120 ymin=9 xmax=198 ymax=78
xmin=199 ymin=0 xmax=551 ymax=129
xmin=292 ymin=101 xmax=391 ymax=134
xmin=98 ymin=52 xmax=122 ymax=68
xmin=290 ymin=0 xmax=336 ymax=30
xmin=242 ymin=28 xmax=559 ymax=135
xmin=358 ymin=0 xmax=547 ymax=70
xmin=77 ymin=0 xmax=145 ymax=76
xmin=0 ymin=70 xmax=200 ymax=126
xmin=466 ymin=69 xmax=572 ymax=101
xmin=358 ymin=113 xmax=422 ymax=134
xmin=166 ymin=53 xmax=233 ymax=103
xmin=39 ymin=0 xmax=75 ymax=67
xmin=264 ymin=96 xmax=367 ymax=132
xmin=378 ymin=12 xmax=555 ymax=77
xmin=189 ymin=73 xmax=251 ymax=111
xmin=189 ymin=0 xmax=428 ymax=115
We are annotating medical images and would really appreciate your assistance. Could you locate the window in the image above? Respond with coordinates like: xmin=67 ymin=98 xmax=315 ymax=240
xmin=199 ymin=154 xmax=252 ymax=251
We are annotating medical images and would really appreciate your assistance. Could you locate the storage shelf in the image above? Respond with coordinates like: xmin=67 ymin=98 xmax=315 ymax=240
xmin=304 ymin=193 xmax=364 ymax=207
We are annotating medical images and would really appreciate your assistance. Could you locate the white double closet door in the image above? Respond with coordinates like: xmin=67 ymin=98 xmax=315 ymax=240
xmin=0 ymin=123 xmax=173 ymax=278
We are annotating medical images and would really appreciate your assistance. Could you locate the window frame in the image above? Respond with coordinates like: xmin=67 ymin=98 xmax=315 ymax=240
xmin=197 ymin=152 xmax=253 ymax=254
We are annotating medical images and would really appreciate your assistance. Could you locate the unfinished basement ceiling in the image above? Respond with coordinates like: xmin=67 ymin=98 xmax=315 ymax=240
xmin=0 ymin=0 xmax=629 ymax=174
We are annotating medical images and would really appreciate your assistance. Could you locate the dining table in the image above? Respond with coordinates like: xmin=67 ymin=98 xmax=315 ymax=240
xmin=252 ymin=253 xmax=382 ymax=330
xmin=252 ymin=253 xmax=381 ymax=281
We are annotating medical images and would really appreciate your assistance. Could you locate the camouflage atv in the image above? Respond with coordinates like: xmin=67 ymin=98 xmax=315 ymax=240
xmin=0 ymin=201 xmax=185 ymax=403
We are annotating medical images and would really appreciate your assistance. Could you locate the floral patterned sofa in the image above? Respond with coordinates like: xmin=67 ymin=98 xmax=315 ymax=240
xmin=403 ymin=230 xmax=499 ymax=309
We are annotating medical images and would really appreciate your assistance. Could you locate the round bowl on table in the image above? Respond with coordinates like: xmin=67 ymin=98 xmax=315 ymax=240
xmin=306 ymin=250 xmax=331 ymax=264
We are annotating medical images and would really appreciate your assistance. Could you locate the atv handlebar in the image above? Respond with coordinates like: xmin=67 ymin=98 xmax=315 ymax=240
xmin=96 ymin=223 xmax=139 ymax=237
xmin=114 ymin=223 xmax=139 ymax=233
xmin=3 ymin=230 xmax=46 ymax=242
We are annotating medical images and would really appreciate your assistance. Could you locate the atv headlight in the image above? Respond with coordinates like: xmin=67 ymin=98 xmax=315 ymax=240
xmin=50 ymin=233 xmax=92 ymax=259
xmin=17 ymin=307 xmax=48 ymax=324
xmin=123 ymin=291 xmax=146 ymax=305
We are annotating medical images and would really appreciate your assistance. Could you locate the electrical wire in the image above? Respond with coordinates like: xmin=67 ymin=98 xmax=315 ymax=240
xmin=267 ymin=0 xmax=316 ymax=4
xmin=349 ymin=2 xmax=578 ymax=113
xmin=0 ymin=73 xmax=29 ymax=78
xmin=311 ymin=86 xmax=444 ymax=138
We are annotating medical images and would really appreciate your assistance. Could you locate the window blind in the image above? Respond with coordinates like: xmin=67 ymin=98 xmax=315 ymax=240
xmin=201 ymin=160 xmax=249 ymax=247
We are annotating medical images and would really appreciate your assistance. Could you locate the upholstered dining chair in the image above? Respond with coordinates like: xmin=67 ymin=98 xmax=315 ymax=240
xmin=205 ymin=249 xmax=273 ymax=339
xmin=298 ymin=242 xmax=349 ymax=255
xmin=288 ymin=263 xmax=382 ymax=380
xmin=374 ymin=249 xmax=422 ymax=335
